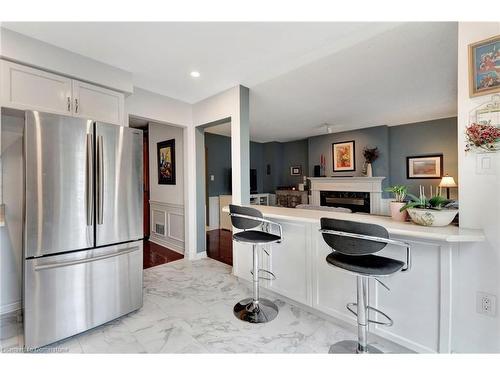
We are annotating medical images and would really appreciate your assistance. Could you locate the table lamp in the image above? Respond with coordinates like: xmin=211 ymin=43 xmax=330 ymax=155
xmin=439 ymin=174 xmax=457 ymax=199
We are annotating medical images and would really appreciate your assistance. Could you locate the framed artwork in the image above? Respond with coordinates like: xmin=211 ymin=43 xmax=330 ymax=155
xmin=157 ymin=139 xmax=176 ymax=185
xmin=468 ymin=35 xmax=500 ymax=97
xmin=406 ymin=154 xmax=443 ymax=179
xmin=332 ymin=141 xmax=355 ymax=172
xmin=290 ymin=166 xmax=302 ymax=176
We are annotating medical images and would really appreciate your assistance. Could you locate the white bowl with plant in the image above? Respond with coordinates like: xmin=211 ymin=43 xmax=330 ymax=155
xmin=400 ymin=189 xmax=458 ymax=227
xmin=385 ymin=185 xmax=408 ymax=222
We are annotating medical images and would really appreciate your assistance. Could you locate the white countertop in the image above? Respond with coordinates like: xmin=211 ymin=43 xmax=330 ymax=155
xmin=223 ymin=205 xmax=485 ymax=243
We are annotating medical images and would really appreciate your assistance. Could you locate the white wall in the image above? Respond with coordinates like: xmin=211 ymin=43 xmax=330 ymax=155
xmin=125 ymin=87 xmax=192 ymax=127
xmin=0 ymin=28 xmax=133 ymax=93
xmin=149 ymin=122 xmax=184 ymax=205
xmin=125 ymin=86 xmax=192 ymax=255
xmin=454 ymin=22 xmax=500 ymax=352
xmin=148 ymin=123 xmax=186 ymax=252
xmin=189 ymin=86 xmax=250 ymax=257
xmin=0 ymin=114 xmax=24 ymax=314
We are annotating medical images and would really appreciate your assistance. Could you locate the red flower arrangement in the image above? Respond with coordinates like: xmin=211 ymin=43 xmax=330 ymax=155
xmin=465 ymin=122 xmax=500 ymax=152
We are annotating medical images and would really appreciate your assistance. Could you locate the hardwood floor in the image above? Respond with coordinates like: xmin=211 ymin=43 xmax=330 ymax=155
xmin=143 ymin=239 xmax=183 ymax=269
xmin=206 ymin=229 xmax=233 ymax=266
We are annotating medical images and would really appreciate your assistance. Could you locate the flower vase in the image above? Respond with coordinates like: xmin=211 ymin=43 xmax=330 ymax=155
xmin=366 ymin=163 xmax=373 ymax=177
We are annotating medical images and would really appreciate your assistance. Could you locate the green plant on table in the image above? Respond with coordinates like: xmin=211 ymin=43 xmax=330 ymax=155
xmin=385 ymin=185 xmax=407 ymax=203
xmin=400 ymin=193 xmax=453 ymax=212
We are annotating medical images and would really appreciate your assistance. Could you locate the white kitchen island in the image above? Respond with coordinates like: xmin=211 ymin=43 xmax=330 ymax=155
xmin=224 ymin=205 xmax=485 ymax=354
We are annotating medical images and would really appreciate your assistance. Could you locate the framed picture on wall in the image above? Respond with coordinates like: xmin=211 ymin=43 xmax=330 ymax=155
xmin=332 ymin=141 xmax=355 ymax=172
xmin=157 ymin=139 xmax=176 ymax=185
xmin=468 ymin=35 xmax=500 ymax=97
xmin=406 ymin=154 xmax=443 ymax=179
xmin=290 ymin=166 xmax=302 ymax=176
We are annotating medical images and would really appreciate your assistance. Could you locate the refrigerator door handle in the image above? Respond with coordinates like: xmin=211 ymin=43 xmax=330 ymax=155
xmin=86 ymin=134 xmax=94 ymax=226
xmin=97 ymin=134 xmax=104 ymax=225
xmin=33 ymin=246 xmax=139 ymax=271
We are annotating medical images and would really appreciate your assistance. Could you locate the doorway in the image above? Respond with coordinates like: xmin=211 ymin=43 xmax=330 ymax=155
xmin=129 ymin=116 xmax=185 ymax=268
xmin=203 ymin=120 xmax=233 ymax=266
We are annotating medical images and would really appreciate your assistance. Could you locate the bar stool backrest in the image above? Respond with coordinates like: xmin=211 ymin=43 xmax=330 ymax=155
xmin=320 ymin=218 xmax=389 ymax=256
xmin=229 ymin=204 xmax=263 ymax=230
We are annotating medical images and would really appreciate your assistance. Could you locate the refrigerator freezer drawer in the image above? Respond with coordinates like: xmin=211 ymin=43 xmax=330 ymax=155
xmin=24 ymin=241 xmax=143 ymax=349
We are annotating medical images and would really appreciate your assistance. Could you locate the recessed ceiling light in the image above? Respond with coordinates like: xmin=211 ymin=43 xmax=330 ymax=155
xmin=190 ymin=71 xmax=200 ymax=78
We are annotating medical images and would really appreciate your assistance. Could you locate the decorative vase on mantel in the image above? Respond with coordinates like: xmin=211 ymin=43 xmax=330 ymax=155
xmin=366 ymin=163 xmax=373 ymax=177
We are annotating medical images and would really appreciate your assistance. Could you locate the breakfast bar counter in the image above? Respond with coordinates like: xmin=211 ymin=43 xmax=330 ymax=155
xmin=225 ymin=205 xmax=485 ymax=354
xmin=238 ymin=205 xmax=485 ymax=243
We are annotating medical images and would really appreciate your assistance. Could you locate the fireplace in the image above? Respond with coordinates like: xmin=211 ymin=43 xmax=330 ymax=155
xmin=320 ymin=191 xmax=370 ymax=213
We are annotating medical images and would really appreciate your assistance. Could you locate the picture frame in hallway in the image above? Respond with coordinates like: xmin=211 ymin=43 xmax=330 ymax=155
xmin=157 ymin=139 xmax=176 ymax=185
xmin=406 ymin=154 xmax=443 ymax=179
xmin=468 ymin=35 xmax=500 ymax=97
xmin=290 ymin=166 xmax=302 ymax=176
xmin=332 ymin=140 xmax=355 ymax=172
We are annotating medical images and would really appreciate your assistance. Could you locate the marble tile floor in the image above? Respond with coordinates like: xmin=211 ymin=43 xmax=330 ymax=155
xmin=0 ymin=258 xmax=412 ymax=354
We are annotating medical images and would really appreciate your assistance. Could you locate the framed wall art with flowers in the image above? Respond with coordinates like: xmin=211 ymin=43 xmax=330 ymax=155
xmin=332 ymin=140 xmax=355 ymax=172
xmin=468 ymin=35 xmax=500 ymax=97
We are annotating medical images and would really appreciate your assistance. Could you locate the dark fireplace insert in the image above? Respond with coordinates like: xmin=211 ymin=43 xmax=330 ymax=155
xmin=320 ymin=191 xmax=370 ymax=213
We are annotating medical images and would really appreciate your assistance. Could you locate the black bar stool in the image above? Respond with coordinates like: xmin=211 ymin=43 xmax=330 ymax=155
xmin=229 ymin=204 xmax=283 ymax=323
xmin=319 ymin=218 xmax=411 ymax=354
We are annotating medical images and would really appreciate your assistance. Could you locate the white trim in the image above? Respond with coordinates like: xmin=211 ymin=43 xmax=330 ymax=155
xmin=0 ymin=301 xmax=21 ymax=316
xmin=151 ymin=208 xmax=167 ymax=236
xmin=167 ymin=212 xmax=185 ymax=242
xmin=148 ymin=237 xmax=184 ymax=255
xmin=192 ymin=251 xmax=207 ymax=260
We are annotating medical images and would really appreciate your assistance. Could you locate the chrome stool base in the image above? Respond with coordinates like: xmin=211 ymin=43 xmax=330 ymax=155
xmin=329 ymin=340 xmax=382 ymax=354
xmin=233 ymin=298 xmax=278 ymax=323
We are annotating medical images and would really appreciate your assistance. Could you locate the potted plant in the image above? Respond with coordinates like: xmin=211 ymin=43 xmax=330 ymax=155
xmin=400 ymin=187 xmax=458 ymax=227
xmin=385 ymin=185 xmax=408 ymax=222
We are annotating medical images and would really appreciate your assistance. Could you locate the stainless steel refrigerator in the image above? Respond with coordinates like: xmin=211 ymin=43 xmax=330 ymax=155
xmin=23 ymin=111 xmax=143 ymax=349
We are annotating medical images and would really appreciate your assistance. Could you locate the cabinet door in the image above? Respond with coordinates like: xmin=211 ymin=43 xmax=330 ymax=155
xmin=1 ymin=60 xmax=72 ymax=115
xmin=264 ymin=220 xmax=310 ymax=305
xmin=72 ymin=80 xmax=124 ymax=125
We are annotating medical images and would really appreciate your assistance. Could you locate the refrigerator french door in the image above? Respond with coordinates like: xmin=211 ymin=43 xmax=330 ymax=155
xmin=24 ymin=111 xmax=143 ymax=349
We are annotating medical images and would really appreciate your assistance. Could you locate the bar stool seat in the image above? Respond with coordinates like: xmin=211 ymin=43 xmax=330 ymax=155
xmin=320 ymin=217 xmax=411 ymax=354
xmin=233 ymin=230 xmax=281 ymax=244
xmin=229 ymin=204 xmax=283 ymax=324
xmin=326 ymin=253 xmax=405 ymax=276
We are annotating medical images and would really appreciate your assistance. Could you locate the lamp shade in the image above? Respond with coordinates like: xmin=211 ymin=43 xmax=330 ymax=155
xmin=439 ymin=175 xmax=457 ymax=188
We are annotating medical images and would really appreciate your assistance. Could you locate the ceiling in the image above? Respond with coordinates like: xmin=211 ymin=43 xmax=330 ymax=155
xmin=2 ymin=22 xmax=458 ymax=142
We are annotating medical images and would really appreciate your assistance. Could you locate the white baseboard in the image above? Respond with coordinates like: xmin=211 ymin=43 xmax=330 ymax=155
xmin=149 ymin=237 xmax=184 ymax=255
xmin=0 ymin=301 xmax=21 ymax=316
xmin=192 ymin=251 xmax=207 ymax=260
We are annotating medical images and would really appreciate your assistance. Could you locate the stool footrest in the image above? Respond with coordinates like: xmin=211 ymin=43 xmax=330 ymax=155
xmin=250 ymin=268 xmax=277 ymax=281
xmin=346 ymin=303 xmax=393 ymax=327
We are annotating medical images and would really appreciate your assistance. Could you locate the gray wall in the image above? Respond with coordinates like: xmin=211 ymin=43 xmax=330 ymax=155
xmin=205 ymin=134 xmax=309 ymax=195
xmin=205 ymin=133 xmax=269 ymax=196
xmin=281 ymin=139 xmax=309 ymax=187
xmin=389 ymin=117 xmax=458 ymax=197
xmin=205 ymin=118 xmax=457 ymax=198
xmin=308 ymin=125 xmax=390 ymax=192
xmin=205 ymin=133 xmax=232 ymax=196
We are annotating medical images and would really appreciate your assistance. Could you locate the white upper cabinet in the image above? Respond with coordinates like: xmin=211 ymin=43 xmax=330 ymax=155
xmin=1 ymin=60 xmax=72 ymax=116
xmin=72 ymin=80 xmax=124 ymax=125
xmin=1 ymin=60 xmax=125 ymax=125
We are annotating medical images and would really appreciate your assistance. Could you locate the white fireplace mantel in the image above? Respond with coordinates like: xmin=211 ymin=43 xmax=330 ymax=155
xmin=308 ymin=176 xmax=386 ymax=214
